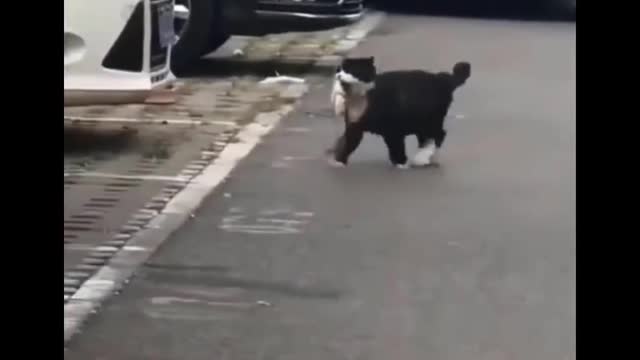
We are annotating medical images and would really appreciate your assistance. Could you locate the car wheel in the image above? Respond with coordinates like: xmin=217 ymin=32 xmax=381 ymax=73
xmin=171 ymin=0 xmax=225 ymax=74
xmin=203 ymin=32 xmax=231 ymax=57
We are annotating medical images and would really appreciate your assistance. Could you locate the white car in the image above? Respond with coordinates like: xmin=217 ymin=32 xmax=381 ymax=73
xmin=64 ymin=0 xmax=175 ymax=106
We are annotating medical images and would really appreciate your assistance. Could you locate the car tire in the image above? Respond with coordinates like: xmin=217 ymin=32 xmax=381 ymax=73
xmin=202 ymin=32 xmax=231 ymax=56
xmin=171 ymin=0 xmax=225 ymax=74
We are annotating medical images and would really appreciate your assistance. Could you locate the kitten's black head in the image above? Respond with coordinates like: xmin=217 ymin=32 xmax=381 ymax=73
xmin=338 ymin=57 xmax=376 ymax=83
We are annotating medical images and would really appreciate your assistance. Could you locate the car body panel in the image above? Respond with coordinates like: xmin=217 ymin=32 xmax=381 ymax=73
xmin=223 ymin=0 xmax=364 ymax=36
xmin=65 ymin=0 xmax=175 ymax=106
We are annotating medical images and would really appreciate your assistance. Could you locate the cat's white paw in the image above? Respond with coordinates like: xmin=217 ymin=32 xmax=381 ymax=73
xmin=328 ymin=158 xmax=346 ymax=168
xmin=411 ymin=153 xmax=433 ymax=167
xmin=411 ymin=143 xmax=436 ymax=167
xmin=395 ymin=163 xmax=410 ymax=170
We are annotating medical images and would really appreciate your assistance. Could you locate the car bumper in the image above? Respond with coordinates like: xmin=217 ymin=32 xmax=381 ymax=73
xmin=256 ymin=0 xmax=364 ymax=22
xmin=255 ymin=9 xmax=363 ymax=22
xmin=238 ymin=0 xmax=365 ymax=35
xmin=223 ymin=0 xmax=365 ymax=36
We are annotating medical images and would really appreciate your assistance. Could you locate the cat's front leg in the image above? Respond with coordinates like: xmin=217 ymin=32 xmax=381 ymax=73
xmin=383 ymin=135 xmax=409 ymax=169
xmin=327 ymin=135 xmax=346 ymax=167
xmin=332 ymin=124 xmax=364 ymax=166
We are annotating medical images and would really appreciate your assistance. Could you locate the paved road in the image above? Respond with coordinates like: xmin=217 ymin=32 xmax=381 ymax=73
xmin=65 ymin=14 xmax=575 ymax=360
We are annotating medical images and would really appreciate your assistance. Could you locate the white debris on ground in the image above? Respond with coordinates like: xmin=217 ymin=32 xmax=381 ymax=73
xmin=259 ymin=72 xmax=306 ymax=85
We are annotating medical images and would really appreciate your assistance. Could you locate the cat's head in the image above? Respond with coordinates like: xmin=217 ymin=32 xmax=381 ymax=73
xmin=337 ymin=56 xmax=376 ymax=84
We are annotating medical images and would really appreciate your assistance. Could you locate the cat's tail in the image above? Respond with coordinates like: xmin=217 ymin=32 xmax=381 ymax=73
xmin=451 ymin=62 xmax=471 ymax=89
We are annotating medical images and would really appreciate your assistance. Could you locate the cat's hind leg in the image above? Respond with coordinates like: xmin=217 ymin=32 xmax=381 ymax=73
xmin=412 ymin=133 xmax=438 ymax=167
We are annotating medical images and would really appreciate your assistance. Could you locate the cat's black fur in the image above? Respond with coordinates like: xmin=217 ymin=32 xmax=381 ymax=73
xmin=333 ymin=60 xmax=471 ymax=167
xmin=339 ymin=57 xmax=377 ymax=83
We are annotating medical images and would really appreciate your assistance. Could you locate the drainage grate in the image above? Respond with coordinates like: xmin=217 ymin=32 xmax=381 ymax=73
xmin=63 ymin=117 xmax=244 ymax=302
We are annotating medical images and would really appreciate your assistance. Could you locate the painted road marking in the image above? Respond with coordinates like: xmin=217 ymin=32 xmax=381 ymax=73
xmin=219 ymin=208 xmax=313 ymax=235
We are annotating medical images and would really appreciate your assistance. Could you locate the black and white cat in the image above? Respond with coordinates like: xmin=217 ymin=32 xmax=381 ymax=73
xmin=329 ymin=57 xmax=471 ymax=169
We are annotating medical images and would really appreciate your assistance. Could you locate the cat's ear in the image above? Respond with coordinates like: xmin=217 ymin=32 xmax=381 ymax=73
xmin=368 ymin=56 xmax=375 ymax=63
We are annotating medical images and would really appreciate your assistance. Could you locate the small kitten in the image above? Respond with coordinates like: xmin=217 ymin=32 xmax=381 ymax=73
xmin=330 ymin=57 xmax=376 ymax=119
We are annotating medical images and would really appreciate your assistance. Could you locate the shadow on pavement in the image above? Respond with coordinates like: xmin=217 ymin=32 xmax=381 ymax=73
xmin=142 ymin=266 xmax=343 ymax=300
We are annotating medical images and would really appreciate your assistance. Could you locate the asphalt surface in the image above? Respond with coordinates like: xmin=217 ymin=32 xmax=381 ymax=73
xmin=65 ymin=14 xmax=576 ymax=360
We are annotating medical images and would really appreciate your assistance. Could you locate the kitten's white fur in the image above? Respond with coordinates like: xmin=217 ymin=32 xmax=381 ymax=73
xmin=330 ymin=70 xmax=374 ymax=118
xmin=331 ymin=79 xmax=346 ymax=117
xmin=336 ymin=70 xmax=360 ymax=85
xmin=411 ymin=140 xmax=437 ymax=166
